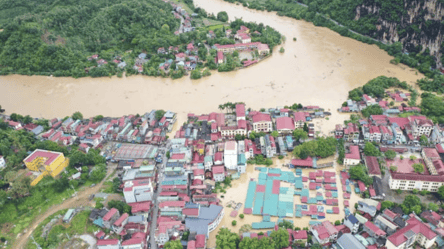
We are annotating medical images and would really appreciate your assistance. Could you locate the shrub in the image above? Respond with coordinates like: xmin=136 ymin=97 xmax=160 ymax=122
xmin=239 ymin=214 xmax=244 ymax=219
xmin=232 ymin=220 xmax=237 ymax=226
xmin=279 ymin=47 xmax=285 ymax=53
xmin=293 ymin=37 xmax=297 ymax=41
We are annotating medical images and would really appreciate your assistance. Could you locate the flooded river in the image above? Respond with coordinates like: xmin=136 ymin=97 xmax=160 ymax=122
xmin=0 ymin=0 xmax=423 ymax=133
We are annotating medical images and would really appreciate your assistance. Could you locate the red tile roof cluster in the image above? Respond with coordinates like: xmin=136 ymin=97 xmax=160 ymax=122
xmin=24 ymin=149 xmax=63 ymax=165
xmin=291 ymin=157 xmax=313 ymax=167
xmin=387 ymin=216 xmax=436 ymax=246
xmin=129 ymin=201 xmax=151 ymax=213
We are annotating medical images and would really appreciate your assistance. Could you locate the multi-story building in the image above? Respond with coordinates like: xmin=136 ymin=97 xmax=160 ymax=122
xmin=97 ymin=239 xmax=120 ymax=249
xmin=276 ymin=116 xmax=295 ymax=134
xmin=409 ymin=116 xmax=434 ymax=137
xmin=343 ymin=123 xmax=360 ymax=143
xmin=224 ymin=141 xmax=238 ymax=170
xmin=123 ymin=179 xmax=154 ymax=203
xmin=212 ymin=166 xmax=225 ymax=182
xmin=421 ymin=148 xmax=444 ymax=175
xmin=252 ymin=113 xmax=272 ymax=132
xmin=293 ymin=112 xmax=307 ymax=128
xmin=386 ymin=215 xmax=437 ymax=249
xmin=368 ymin=126 xmax=382 ymax=142
xmin=185 ymin=204 xmax=224 ymax=238
xmin=364 ymin=221 xmax=386 ymax=238
xmin=388 ymin=172 xmax=444 ymax=192
xmin=374 ymin=215 xmax=398 ymax=235
xmin=103 ymin=208 xmax=120 ymax=229
xmin=236 ymin=104 xmax=246 ymax=121
xmin=23 ymin=149 xmax=70 ymax=186
xmin=344 ymin=146 xmax=360 ymax=169
xmin=344 ymin=214 xmax=360 ymax=234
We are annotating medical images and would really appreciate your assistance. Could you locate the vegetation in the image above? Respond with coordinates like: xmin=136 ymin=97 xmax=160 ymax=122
xmin=337 ymin=138 xmax=345 ymax=164
xmin=385 ymin=150 xmax=397 ymax=160
xmin=247 ymin=155 xmax=273 ymax=166
xmin=349 ymin=164 xmax=373 ymax=186
xmin=232 ymin=220 xmax=237 ymax=226
xmin=279 ymin=47 xmax=285 ymax=53
xmin=164 ymin=240 xmax=183 ymax=249
xmin=217 ymin=11 xmax=229 ymax=22
xmin=293 ymin=129 xmax=308 ymax=141
xmin=420 ymin=92 xmax=444 ymax=124
xmin=348 ymin=76 xmax=408 ymax=101
xmin=216 ymin=228 xmax=240 ymax=249
xmin=239 ymin=214 xmax=244 ymax=219
xmin=292 ymin=137 xmax=337 ymax=159
xmin=107 ymin=200 xmax=131 ymax=214
xmin=401 ymin=195 xmax=425 ymax=214
xmin=361 ymin=105 xmax=383 ymax=117
xmin=418 ymin=75 xmax=444 ymax=94
xmin=412 ymin=163 xmax=424 ymax=174
xmin=363 ymin=142 xmax=380 ymax=156
xmin=221 ymin=0 xmax=443 ymax=78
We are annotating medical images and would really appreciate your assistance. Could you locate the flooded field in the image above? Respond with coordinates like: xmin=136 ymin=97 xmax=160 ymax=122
xmin=0 ymin=0 xmax=423 ymax=135
xmin=208 ymin=155 xmax=362 ymax=248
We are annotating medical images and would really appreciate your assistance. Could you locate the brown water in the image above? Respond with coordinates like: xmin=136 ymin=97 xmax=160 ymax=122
xmin=0 ymin=0 xmax=423 ymax=132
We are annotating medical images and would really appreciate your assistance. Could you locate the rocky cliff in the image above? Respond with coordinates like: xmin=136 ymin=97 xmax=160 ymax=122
xmin=355 ymin=0 xmax=444 ymax=67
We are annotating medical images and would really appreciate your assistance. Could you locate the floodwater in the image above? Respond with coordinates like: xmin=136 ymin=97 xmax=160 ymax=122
xmin=0 ymin=0 xmax=423 ymax=133
xmin=208 ymin=155 xmax=362 ymax=248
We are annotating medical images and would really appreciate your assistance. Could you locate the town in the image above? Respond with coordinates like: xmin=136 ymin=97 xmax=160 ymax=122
xmin=1 ymin=91 xmax=444 ymax=249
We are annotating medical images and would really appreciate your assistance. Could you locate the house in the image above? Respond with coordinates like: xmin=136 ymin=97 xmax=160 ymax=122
xmin=252 ymin=113 xmax=272 ymax=132
xmin=129 ymin=201 xmax=151 ymax=219
xmin=292 ymin=230 xmax=308 ymax=247
xmin=236 ymin=104 xmax=246 ymax=121
xmin=103 ymin=208 xmax=120 ymax=229
xmin=63 ymin=209 xmax=76 ymax=223
xmin=421 ymin=210 xmax=444 ymax=228
xmin=216 ymin=51 xmax=224 ymax=64
xmin=344 ymin=146 xmax=360 ymax=169
xmin=257 ymin=43 xmax=270 ymax=55
xmin=112 ymin=213 xmax=129 ymax=234
xmin=364 ymin=156 xmax=381 ymax=177
xmin=121 ymin=232 xmax=147 ymax=249
xmin=311 ymin=221 xmax=338 ymax=244
xmin=123 ymin=179 xmax=153 ymax=203
xmin=386 ymin=215 xmax=437 ymax=249
xmin=421 ymin=148 xmax=444 ymax=176
xmin=336 ymin=233 xmax=365 ymax=249
xmin=293 ymin=112 xmax=307 ymax=128
xmin=185 ymin=204 xmax=224 ymax=238
xmin=344 ymin=214 xmax=360 ymax=234
xmin=212 ymin=165 xmax=225 ymax=182
xmin=97 ymin=239 xmax=120 ymax=249
xmin=238 ymin=33 xmax=251 ymax=43
xmin=375 ymin=215 xmax=398 ymax=235
xmin=409 ymin=116 xmax=434 ymax=137
xmin=224 ymin=141 xmax=238 ymax=170
xmin=276 ymin=116 xmax=295 ymax=134
xmin=364 ymin=221 xmax=386 ymax=238
xmin=357 ymin=201 xmax=377 ymax=217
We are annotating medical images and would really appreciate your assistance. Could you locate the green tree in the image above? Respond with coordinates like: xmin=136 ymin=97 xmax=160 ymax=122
xmin=419 ymin=135 xmax=428 ymax=146
xmin=293 ymin=129 xmax=308 ymax=141
xmin=93 ymin=115 xmax=104 ymax=122
xmin=361 ymin=105 xmax=384 ymax=117
xmin=438 ymin=186 xmax=444 ymax=200
xmin=271 ymin=131 xmax=279 ymax=138
xmin=166 ymin=151 xmax=170 ymax=159
xmin=216 ymin=228 xmax=240 ymax=249
xmin=239 ymin=214 xmax=244 ymax=219
xmin=334 ymin=220 xmax=341 ymax=226
xmin=364 ymin=142 xmax=379 ymax=156
xmin=410 ymin=155 xmax=417 ymax=160
xmin=278 ymin=220 xmax=294 ymax=230
xmin=428 ymin=203 xmax=439 ymax=212
xmin=112 ymin=177 xmax=121 ymax=193
xmin=72 ymin=112 xmax=83 ymax=120
xmin=190 ymin=70 xmax=202 ymax=80
xmin=385 ymin=150 xmax=396 ymax=160
xmin=303 ymin=123 xmax=309 ymax=133
xmin=380 ymin=201 xmax=394 ymax=210
xmin=412 ymin=163 xmax=424 ymax=173
xmin=108 ymin=200 xmax=131 ymax=214
xmin=232 ymin=220 xmax=237 ymax=226
xmin=270 ymin=229 xmax=289 ymax=249
xmin=164 ymin=240 xmax=182 ymax=249
xmin=217 ymin=11 xmax=229 ymax=22
xmin=155 ymin=110 xmax=166 ymax=120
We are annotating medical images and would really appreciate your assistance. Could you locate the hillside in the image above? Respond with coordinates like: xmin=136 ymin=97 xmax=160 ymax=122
xmin=232 ymin=0 xmax=444 ymax=77
xmin=0 ymin=0 xmax=180 ymax=77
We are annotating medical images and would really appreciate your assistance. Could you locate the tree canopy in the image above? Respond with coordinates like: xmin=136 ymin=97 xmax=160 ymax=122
xmin=363 ymin=142 xmax=380 ymax=156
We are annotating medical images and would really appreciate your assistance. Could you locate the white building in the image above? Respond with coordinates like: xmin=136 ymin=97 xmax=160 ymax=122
xmin=410 ymin=117 xmax=434 ymax=137
xmin=388 ymin=172 xmax=444 ymax=192
xmin=123 ymin=179 xmax=153 ymax=203
xmin=252 ymin=113 xmax=272 ymax=133
xmin=97 ymin=239 xmax=121 ymax=249
xmin=344 ymin=145 xmax=361 ymax=169
xmin=224 ymin=141 xmax=238 ymax=170
xmin=386 ymin=215 xmax=437 ymax=249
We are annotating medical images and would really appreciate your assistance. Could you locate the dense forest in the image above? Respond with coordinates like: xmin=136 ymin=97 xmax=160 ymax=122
xmin=0 ymin=0 xmax=181 ymax=77
xmin=225 ymin=0 xmax=443 ymax=79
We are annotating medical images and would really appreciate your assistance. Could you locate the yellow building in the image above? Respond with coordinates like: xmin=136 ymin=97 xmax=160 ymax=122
xmin=23 ymin=149 xmax=69 ymax=186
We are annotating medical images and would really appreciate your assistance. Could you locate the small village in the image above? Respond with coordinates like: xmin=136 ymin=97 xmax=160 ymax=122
xmin=84 ymin=0 xmax=273 ymax=79
xmin=1 ymin=93 xmax=444 ymax=249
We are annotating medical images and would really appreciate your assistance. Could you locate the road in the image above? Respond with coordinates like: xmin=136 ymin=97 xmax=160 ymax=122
xmin=13 ymin=165 xmax=117 ymax=249
xmin=149 ymin=141 xmax=171 ymax=249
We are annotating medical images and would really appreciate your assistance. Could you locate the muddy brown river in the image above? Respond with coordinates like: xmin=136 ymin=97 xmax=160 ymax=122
xmin=0 ymin=0 xmax=423 ymax=132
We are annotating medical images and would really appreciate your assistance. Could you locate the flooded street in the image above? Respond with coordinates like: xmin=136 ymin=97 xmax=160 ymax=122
xmin=209 ymin=156 xmax=362 ymax=248
xmin=0 ymin=0 xmax=423 ymax=133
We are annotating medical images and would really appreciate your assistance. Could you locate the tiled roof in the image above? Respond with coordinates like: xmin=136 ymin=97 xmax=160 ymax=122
xmin=236 ymin=104 xmax=246 ymax=117
xmin=345 ymin=146 xmax=360 ymax=160
xmin=276 ymin=116 xmax=295 ymax=130
xmin=252 ymin=113 xmax=271 ymax=123
xmin=97 ymin=239 xmax=119 ymax=246
xmin=365 ymin=156 xmax=381 ymax=175
xmin=113 ymin=213 xmax=129 ymax=227
xmin=365 ymin=221 xmax=386 ymax=236
xmin=103 ymin=208 xmax=118 ymax=221
xmin=387 ymin=216 xmax=437 ymax=246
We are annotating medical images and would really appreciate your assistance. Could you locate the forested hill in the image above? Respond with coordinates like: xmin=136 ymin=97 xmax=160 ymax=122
xmin=298 ymin=0 xmax=444 ymax=68
xmin=0 ymin=0 xmax=180 ymax=76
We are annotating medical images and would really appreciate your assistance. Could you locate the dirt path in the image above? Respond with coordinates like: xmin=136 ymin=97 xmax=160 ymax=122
xmin=13 ymin=165 xmax=117 ymax=249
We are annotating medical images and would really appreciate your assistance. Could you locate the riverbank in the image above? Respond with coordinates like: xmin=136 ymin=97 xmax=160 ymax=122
xmin=0 ymin=0 xmax=423 ymax=126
